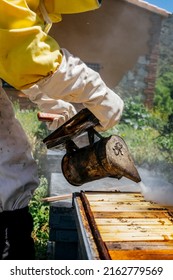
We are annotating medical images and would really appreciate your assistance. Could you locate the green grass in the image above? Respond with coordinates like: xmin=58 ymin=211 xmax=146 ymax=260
xmin=117 ymin=125 xmax=161 ymax=166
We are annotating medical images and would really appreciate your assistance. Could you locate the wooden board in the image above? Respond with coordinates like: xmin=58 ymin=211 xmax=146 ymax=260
xmin=83 ymin=191 xmax=173 ymax=259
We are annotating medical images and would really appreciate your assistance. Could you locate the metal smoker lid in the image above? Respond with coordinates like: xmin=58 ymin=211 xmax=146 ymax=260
xmin=43 ymin=108 xmax=99 ymax=149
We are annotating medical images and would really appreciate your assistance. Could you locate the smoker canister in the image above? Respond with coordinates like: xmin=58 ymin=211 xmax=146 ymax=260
xmin=61 ymin=135 xmax=141 ymax=186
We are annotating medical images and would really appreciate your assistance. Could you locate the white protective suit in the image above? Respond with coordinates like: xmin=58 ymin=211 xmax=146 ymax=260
xmin=0 ymin=81 xmax=39 ymax=212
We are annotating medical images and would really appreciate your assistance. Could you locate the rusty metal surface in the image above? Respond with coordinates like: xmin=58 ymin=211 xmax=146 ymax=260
xmin=62 ymin=135 xmax=141 ymax=186
xmin=43 ymin=108 xmax=98 ymax=149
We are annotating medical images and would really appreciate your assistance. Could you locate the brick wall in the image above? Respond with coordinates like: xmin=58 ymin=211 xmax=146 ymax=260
xmin=114 ymin=14 xmax=169 ymax=108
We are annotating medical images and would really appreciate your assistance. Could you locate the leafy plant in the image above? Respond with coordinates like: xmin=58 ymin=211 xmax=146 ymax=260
xmin=120 ymin=97 xmax=152 ymax=129
xmin=29 ymin=176 xmax=49 ymax=260
xmin=154 ymin=72 xmax=173 ymax=116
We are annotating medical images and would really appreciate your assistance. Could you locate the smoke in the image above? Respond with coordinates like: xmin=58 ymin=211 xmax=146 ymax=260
xmin=138 ymin=168 xmax=173 ymax=206
xmin=47 ymin=150 xmax=173 ymax=207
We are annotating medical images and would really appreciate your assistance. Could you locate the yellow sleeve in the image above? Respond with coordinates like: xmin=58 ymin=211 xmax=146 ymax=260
xmin=0 ymin=0 xmax=102 ymax=89
xmin=44 ymin=0 xmax=101 ymax=22
xmin=0 ymin=0 xmax=61 ymax=90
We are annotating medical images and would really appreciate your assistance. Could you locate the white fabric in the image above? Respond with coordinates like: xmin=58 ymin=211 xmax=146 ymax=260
xmin=39 ymin=0 xmax=52 ymax=33
xmin=23 ymin=48 xmax=124 ymax=132
xmin=23 ymin=89 xmax=77 ymax=130
xmin=0 ymin=83 xmax=39 ymax=212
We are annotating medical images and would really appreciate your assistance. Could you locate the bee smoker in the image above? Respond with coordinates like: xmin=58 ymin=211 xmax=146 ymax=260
xmin=41 ymin=108 xmax=141 ymax=186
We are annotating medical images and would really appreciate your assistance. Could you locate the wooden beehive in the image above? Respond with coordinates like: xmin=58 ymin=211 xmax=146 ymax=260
xmin=73 ymin=191 xmax=173 ymax=260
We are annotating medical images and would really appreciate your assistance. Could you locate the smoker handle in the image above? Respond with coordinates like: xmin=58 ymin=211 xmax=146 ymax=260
xmin=37 ymin=112 xmax=59 ymax=122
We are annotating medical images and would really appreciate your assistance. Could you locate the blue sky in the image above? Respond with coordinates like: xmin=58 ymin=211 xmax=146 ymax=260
xmin=144 ymin=0 xmax=173 ymax=12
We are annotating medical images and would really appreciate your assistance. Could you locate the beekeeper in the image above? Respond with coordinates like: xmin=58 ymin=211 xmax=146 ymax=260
xmin=0 ymin=0 xmax=124 ymax=259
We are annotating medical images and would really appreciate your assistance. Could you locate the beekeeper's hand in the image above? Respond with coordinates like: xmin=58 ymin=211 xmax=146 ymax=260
xmin=22 ymin=87 xmax=77 ymax=130
xmin=37 ymin=106 xmax=76 ymax=130
xmin=39 ymin=99 xmax=77 ymax=130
